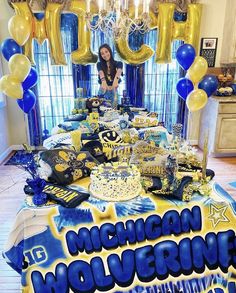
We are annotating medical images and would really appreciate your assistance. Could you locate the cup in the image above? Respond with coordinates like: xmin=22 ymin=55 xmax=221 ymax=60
xmin=172 ymin=123 xmax=183 ymax=140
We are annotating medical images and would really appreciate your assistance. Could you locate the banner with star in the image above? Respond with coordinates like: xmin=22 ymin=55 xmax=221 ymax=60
xmin=3 ymin=181 xmax=236 ymax=293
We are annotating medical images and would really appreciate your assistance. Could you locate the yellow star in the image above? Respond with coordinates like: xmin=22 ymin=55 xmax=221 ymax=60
xmin=208 ymin=204 xmax=229 ymax=228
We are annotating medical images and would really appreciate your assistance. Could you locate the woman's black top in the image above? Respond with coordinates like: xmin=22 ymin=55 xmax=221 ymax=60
xmin=97 ymin=61 xmax=123 ymax=86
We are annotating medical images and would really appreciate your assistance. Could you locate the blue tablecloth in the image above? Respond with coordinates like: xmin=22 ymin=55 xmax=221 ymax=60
xmin=3 ymin=181 xmax=236 ymax=293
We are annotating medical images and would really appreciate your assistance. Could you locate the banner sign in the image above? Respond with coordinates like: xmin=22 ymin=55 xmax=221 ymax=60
xmin=3 ymin=182 xmax=236 ymax=293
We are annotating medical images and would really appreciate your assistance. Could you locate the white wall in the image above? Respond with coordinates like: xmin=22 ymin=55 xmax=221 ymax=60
xmin=198 ymin=0 xmax=227 ymax=67
xmin=0 ymin=0 xmax=28 ymax=154
xmin=187 ymin=0 xmax=227 ymax=143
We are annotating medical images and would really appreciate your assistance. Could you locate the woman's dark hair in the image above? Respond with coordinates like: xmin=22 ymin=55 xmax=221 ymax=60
xmin=98 ymin=44 xmax=116 ymax=81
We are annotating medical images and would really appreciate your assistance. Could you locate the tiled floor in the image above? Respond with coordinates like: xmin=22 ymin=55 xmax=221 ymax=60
xmin=0 ymin=166 xmax=27 ymax=293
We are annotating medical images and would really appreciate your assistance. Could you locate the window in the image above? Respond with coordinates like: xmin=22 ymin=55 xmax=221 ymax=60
xmin=144 ymin=30 xmax=182 ymax=131
xmin=34 ymin=14 xmax=76 ymax=135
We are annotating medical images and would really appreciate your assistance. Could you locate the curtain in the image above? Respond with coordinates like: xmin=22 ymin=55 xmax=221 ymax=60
xmin=29 ymin=13 xmax=77 ymax=144
xmin=125 ymin=32 xmax=145 ymax=107
xmin=144 ymin=30 xmax=183 ymax=132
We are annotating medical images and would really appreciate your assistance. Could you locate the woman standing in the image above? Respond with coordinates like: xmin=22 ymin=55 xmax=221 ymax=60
xmin=97 ymin=44 xmax=123 ymax=103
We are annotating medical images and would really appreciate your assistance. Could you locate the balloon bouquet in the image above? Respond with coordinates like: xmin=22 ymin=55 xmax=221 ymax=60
xmin=176 ymin=44 xmax=218 ymax=112
xmin=0 ymin=14 xmax=38 ymax=114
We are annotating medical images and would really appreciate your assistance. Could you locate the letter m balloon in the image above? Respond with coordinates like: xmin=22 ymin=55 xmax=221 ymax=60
xmin=12 ymin=2 xmax=66 ymax=65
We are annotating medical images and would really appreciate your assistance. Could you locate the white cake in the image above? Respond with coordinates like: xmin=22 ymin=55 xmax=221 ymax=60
xmin=89 ymin=163 xmax=142 ymax=201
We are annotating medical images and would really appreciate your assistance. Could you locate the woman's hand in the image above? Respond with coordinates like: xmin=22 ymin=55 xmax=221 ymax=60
xmin=112 ymin=80 xmax=119 ymax=90
xmin=101 ymin=80 xmax=108 ymax=92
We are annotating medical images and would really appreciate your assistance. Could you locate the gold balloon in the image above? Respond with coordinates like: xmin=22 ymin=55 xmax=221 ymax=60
xmin=114 ymin=4 xmax=155 ymax=65
xmin=186 ymin=89 xmax=208 ymax=112
xmin=156 ymin=3 xmax=175 ymax=63
xmin=9 ymin=54 xmax=31 ymax=82
xmin=8 ymin=14 xmax=31 ymax=46
xmin=13 ymin=2 xmax=66 ymax=65
xmin=0 ymin=75 xmax=23 ymax=99
xmin=156 ymin=3 xmax=202 ymax=63
xmin=69 ymin=0 xmax=98 ymax=64
xmin=11 ymin=2 xmax=203 ymax=65
xmin=45 ymin=3 xmax=67 ymax=65
xmin=115 ymin=38 xmax=154 ymax=65
xmin=184 ymin=4 xmax=203 ymax=50
xmin=187 ymin=56 xmax=208 ymax=84
xmin=0 ymin=76 xmax=8 ymax=92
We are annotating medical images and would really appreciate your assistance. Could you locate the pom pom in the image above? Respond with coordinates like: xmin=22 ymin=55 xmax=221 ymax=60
xmin=33 ymin=193 xmax=48 ymax=206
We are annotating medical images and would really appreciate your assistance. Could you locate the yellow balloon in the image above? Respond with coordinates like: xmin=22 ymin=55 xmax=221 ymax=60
xmin=9 ymin=54 xmax=31 ymax=82
xmin=115 ymin=38 xmax=154 ymax=65
xmin=156 ymin=3 xmax=202 ymax=63
xmin=45 ymin=3 xmax=67 ymax=65
xmin=69 ymin=0 xmax=98 ymax=64
xmin=0 ymin=75 xmax=23 ymax=99
xmin=187 ymin=56 xmax=208 ymax=84
xmin=8 ymin=14 xmax=31 ymax=46
xmin=186 ymin=89 xmax=208 ymax=112
xmin=0 ymin=76 xmax=9 ymax=92
xmin=13 ymin=2 xmax=66 ymax=65
xmin=114 ymin=4 xmax=155 ymax=65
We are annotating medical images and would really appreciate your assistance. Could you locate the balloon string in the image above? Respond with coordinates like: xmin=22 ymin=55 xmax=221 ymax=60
xmin=186 ymin=77 xmax=189 ymax=98
xmin=189 ymin=111 xmax=192 ymax=121
xmin=23 ymin=110 xmax=29 ymax=147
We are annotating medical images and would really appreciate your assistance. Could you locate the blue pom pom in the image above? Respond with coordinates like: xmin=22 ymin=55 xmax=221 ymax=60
xmin=33 ymin=193 xmax=48 ymax=206
xmin=26 ymin=178 xmax=46 ymax=194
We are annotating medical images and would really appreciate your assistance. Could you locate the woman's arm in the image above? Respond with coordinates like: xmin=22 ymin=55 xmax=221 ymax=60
xmin=97 ymin=62 xmax=108 ymax=92
xmin=98 ymin=70 xmax=108 ymax=91
xmin=112 ymin=68 xmax=123 ymax=90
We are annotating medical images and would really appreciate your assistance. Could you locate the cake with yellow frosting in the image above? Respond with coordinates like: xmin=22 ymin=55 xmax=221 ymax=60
xmin=89 ymin=162 xmax=142 ymax=201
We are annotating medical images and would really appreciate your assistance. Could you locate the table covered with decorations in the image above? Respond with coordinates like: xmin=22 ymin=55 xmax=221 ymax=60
xmin=3 ymin=105 xmax=236 ymax=293
xmin=3 ymin=180 xmax=236 ymax=293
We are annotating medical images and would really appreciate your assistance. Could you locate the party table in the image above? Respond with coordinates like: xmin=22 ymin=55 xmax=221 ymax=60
xmin=3 ymin=179 xmax=236 ymax=293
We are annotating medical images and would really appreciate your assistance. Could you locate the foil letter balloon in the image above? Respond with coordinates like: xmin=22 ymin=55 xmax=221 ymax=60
xmin=8 ymin=14 xmax=31 ymax=46
xmin=156 ymin=3 xmax=202 ymax=63
xmin=115 ymin=38 xmax=154 ymax=65
xmin=69 ymin=0 xmax=98 ymax=64
xmin=156 ymin=3 xmax=175 ymax=63
xmin=12 ymin=2 xmax=66 ymax=65
xmin=0 ymin=75 xmax=23 ymax=99
xmin=186 ymin=89 xmax=208 ymax=112
xmin=114 ymin=3 xmax=156 ymax=65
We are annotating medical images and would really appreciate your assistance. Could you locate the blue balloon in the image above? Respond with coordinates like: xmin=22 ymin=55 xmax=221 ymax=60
xmin=1 ymin=38 xmax=22 ymax=61
xmin=176 ymin=44 xmax=196 ymax=70
xmin=17 ymin=90 xmax=36 ymax=114
xmin=176 ymin=78 xmax=194 ymax=100
xmin=198 ymin=75 xmax=219 ymax=97
xmin=22 ymin=67 xmax=38 ymax=90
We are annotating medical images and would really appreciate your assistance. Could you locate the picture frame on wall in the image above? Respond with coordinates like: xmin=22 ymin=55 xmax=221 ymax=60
xmin=200 ymin=38 xmax=218 ymax=67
